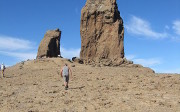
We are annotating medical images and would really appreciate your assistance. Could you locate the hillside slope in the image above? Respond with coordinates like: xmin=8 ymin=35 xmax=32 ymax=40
xmin=0 ymin=58 xmax=180 ymax=112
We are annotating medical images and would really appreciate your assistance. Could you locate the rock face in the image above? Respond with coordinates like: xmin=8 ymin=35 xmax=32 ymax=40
xmin=37 ymin=29 xmax=61 ymax=59
xmin=80 ymin=0 xmax=124 ymax=65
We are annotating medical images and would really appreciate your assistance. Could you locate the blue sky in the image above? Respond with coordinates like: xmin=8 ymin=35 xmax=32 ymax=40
xmin=0 ymin=0 xmax=179 ymax=73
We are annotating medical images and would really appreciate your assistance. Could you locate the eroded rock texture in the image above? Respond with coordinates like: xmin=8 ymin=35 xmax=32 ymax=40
xmin=37 ymin=29 xmax=61 ymax=59
xmin=80 ymin=0 xmax=124 ymax=65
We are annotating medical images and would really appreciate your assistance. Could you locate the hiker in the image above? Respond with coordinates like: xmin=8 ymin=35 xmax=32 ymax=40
xmin=60 ymin=63 xmax=72 ymax=90
xmin=1 ymin=63 xmax=5 ymax=78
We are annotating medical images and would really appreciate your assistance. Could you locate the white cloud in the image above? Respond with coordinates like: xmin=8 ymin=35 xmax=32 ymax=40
xmin=5 ymin=47 xmax=81 ymax=61
xmin=126 ymin=55 xmax=136 ymax=60
xmin=0 ymin=35 xmax=34 ymax=51
xmin=126 ymin=54 xmax=180 ymax=74
xmin=0 ymin=35 xmax=81 ymax=63
xmin=125 ymin=16 xmax=168 ymax=39
xmin=0 ymin=51 xmax=36 ymax=60
xmin=0 ymin=35 xmax=37 ymax=64
xmin=156 ymin=68 xmax=180 ymax=74
xmin=170 ymin=36 xmax=180 ymax=42
xmin=126 ymin=54 xmax=161 ymax=67
xmin=133 ymin=58 xmax=161 ymax=67
xmin=173 ymin=20 xmax=180 ymax=35
xmin=60 ymin=47 xmax=80 ymax=59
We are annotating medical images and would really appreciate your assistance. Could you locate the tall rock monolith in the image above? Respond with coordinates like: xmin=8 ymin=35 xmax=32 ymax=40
xmin=37 ymin=29 xmax=61 ymax=59
xmin=80 ymin=0 xmax=125 ymax=66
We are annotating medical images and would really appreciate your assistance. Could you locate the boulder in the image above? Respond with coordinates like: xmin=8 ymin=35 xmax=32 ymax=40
xmin=72 ymin=57 xmax=84 ymax=64
xmin=80 ymin=0 xmax=124 ymax=66
xmin=37 ymin=29 xmax=61 ymax=59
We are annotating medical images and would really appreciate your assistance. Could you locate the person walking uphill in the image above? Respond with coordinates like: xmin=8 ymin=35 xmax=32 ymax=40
xmin=1 ymin=63 xmax=5 ymax=78
xmin=60 ymin=63 xmax=72 ymax=90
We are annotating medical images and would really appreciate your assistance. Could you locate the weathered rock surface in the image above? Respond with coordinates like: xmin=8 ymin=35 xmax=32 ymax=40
xmin=37 ymin=29 xmax=61 ymax=59
xmin=80 ymin=0 xmax=124 ymax=65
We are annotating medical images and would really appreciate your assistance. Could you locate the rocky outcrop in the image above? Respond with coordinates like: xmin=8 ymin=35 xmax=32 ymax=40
xmin=80 ymin=0 xmax=124 ymax=66
xmin=72 ymin=57 xmax=84 ymax=64
xmin=37 ymin=29 xmax=61 ymax=59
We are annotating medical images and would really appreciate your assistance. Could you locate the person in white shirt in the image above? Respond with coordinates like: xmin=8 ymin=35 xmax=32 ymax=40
xmin=1 ymin=63 xmax=5 ymax=78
